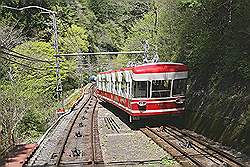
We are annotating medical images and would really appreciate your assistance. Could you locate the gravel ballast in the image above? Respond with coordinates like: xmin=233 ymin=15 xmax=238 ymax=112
xmin=97 ymin=102 xmax=181 ymax=167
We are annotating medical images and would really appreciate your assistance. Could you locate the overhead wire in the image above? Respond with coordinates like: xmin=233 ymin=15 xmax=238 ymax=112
xmin=1 ymin=50 xmax=50 ymax=64
xmin=0 ymin=7 xmax=57 ymax=85
xmin=1 ymin=46 xmax=53 ymax=64
xmin=0 ymin=55 xmax=48 ymax=71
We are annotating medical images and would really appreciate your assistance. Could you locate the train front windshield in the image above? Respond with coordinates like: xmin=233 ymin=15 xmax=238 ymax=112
xmin=152 ymin=80 xmax=171 ymax=98
xmin=133 ymin=79 xmax=187 ymax=98
xmin=172 ymin=79 xmax=187 ymax=96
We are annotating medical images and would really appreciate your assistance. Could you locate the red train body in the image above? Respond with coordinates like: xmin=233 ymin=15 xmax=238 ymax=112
xmin=96 ymin=62 xmax=188 ymax=121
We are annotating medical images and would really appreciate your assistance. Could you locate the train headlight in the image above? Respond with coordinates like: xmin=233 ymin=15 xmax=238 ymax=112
xmin=138 ymin=101 xmax=147 ymax=107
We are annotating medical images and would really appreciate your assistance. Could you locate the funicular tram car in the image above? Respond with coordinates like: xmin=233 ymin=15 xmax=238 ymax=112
xmin=96 ymin=62 xmax=188 ymax=122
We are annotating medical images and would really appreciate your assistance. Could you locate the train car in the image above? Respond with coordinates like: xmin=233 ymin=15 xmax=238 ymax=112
xmin=96 ymin=62 xmax=188 ymax=122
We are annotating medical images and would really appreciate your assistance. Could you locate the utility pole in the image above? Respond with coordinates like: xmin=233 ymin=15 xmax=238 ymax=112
xmin=1 ymin=5 xmax=64 ymax=111
xmin=51 ymin=13 xmax=63 ymax=109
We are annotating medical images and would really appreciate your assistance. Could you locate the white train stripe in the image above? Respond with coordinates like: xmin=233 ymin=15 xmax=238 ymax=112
xmin=131 ymin=100 xmax=177 ymax=104
xmin=98 ymin=94 xmax=184 ymax=114
xmin=132 ymin=71 xmax=188 ymax=81
xmin=132 ymin=96 xmax=185 ymax=101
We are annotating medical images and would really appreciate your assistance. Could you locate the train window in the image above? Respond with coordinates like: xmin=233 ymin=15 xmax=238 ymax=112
xmin=116 ymin=82 xmax=119 ymax=95
xmin=152 ymin=80 xmax=171 ymax=98
xmin=112 ymin=81 xmax=116 ymax=94
xmin=107 ymin=81 xmax=110 ymax=92
xmin=121 ymin=76 xmax=127 ymax=97
xmin=125 ymin=82 xmax=128 ymax=97
xmin=128 ymin=81 xmax=132 ymax=98
xmin=172 ymin=79 xmax=187 ymax=96
xmin=102 ymin=81 xmax=105 ymax=91
xmin=118 ymin=82 xmax=121 ymax=96
xmin=112 ymin=81 xmax=114 ymax=94
xmin=98 ymin=80 xmax=100 ymax=89
xmin=133 ymin=81 xmax=148 ymax=98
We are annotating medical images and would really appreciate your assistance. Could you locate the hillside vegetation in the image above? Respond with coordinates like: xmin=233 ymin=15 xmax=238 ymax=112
xmin=0 ymin=0 xmax=249 ymax=156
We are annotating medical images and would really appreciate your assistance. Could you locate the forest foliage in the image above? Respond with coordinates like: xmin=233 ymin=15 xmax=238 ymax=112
xmin=0 ymin=0 xmax=249 ymax=156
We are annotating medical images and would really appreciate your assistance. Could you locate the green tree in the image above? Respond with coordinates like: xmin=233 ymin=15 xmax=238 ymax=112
xmin=59 ymin=24 xmax=89 ymax=53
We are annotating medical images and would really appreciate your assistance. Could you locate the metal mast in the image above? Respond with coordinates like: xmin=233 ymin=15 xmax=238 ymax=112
xmin=52 ymin=13 xmax=63 ymax=108
xmin=1 ymin=6 xmax=64 ymax=110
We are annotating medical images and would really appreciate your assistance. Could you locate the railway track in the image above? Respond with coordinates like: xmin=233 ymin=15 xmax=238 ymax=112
xmin=26 ymin=85 xmax=103 ymax=167
xmin=141 ymin=125 xmax=247 ymax=167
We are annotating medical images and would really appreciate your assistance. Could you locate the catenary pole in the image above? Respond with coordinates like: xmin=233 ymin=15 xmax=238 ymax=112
xmin=1 ymin=5 xmax=64 ymax=110
xmin=51 ymin=13 xmax=63 ymax=107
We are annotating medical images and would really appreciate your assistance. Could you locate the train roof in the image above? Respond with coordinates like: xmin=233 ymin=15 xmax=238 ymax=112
xmin=132 ymin=62 xmax=188 ymax=74
xmin=98 ymin=62 xmax=188 ymax=75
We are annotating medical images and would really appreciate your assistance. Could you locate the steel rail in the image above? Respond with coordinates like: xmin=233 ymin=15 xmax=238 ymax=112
xmin=36 ymin=87 xmax=87 ymax=146
xmin=166 ymin=125 xmax=246 ymax=167
xmin=55 ymin=91 xmax=93 ymax=166
xmin=142 ymin=126 xmax=207 ymax=167
xmin=162 ymin=127 xmax=222 ymax=166
xmin=90 ymin=97 xmax=98 ymax=166
xmin=24 ymin=85 xmax=91 ymax=166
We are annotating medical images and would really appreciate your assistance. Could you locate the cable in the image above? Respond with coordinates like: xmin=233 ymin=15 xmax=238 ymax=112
xmin=0 ymin=55 xmax=48 ymax=71
xmin=1 ymin=46 xmax=53 ymax=63
xmin=2 ymin=47 xmax=53 ymax=63
xmin=1 ymin=51 xmax=52 ymax=65
xmin=1 ymin=50 xmax=50 ymax=64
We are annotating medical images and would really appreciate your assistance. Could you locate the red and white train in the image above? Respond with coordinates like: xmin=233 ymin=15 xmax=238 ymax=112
xmin=96 ymin=62 xmax=188 ymax=122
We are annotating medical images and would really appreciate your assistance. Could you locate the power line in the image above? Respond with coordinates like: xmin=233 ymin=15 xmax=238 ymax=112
xmin=1 ymin=50 xmax=52 ymax=65
xmin=0 ymin=55 xmax=48 ymax=71
xmin=59 ymin=51 xmax=145 ymax=57
xmin=2 ymin=5 xmax=64 ymax=111
xmin=1 ymin=46 xmax=53 ymax=63
xmin=0 ymin=55 xmax=47 ymax=71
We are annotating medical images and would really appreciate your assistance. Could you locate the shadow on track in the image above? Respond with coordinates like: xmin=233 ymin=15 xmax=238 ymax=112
xmin=99 ymin=101 xmax=185 ymax=130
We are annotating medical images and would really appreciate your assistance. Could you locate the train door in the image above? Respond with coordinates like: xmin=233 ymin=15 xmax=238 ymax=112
xmin=117 ymin=71 xmax=122 ymax=96
xmin=124 ymin=71 xmax=132 ymax=99
xmin=106 ymin=74 xmax=111 ymax=93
